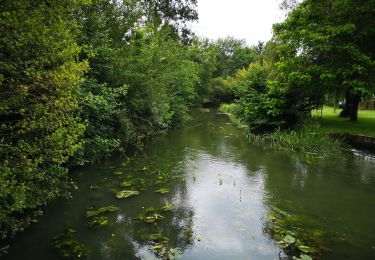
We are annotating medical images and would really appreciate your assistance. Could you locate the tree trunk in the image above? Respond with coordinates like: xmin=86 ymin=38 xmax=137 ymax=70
xmin=339 ymin=91 xmax=351 ymax=118
xmin=350 ymin=95 xmax=361 ymax=121
xmin=340 ymin=90 xmax=360 ymax=121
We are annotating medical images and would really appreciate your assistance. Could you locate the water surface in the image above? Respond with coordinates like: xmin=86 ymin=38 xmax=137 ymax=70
xmin=5 ymin=109 xmax=375 ymax=259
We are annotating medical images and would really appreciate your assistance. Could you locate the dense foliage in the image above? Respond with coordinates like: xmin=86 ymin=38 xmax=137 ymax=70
xmin=274 ymin=0 xmax=375 ymax=122
xmin=0 ymin=0 xmax=203 ymax=253
xmin=0 ymin=0 xmax=88 ymax=252
xmin=1 ymin=0 xmax=374 ymax=255
xmin=230 ymin=0 xmax=375 ymax=133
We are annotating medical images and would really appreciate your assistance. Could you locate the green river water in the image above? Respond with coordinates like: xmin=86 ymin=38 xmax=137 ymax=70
xmin=4 ymin=109 xmax=375 ymax=259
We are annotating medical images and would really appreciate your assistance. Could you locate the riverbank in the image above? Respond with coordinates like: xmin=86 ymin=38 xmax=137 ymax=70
xmin=221 ymin=104 xmax=375 ymax=152
xmin=219 ymin=104 xmax=344 ymax=155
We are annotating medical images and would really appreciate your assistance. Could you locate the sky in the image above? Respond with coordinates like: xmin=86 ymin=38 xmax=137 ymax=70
xmin=190 ymin=0 xmax=286 ymax=46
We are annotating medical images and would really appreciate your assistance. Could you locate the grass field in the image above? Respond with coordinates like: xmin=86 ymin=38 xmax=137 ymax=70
xmin=314 ymin=106 xmax=375 ymax=137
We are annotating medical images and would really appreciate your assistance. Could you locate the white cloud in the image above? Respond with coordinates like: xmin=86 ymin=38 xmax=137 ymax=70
xmin=190 ymin=0 xmax=285 ymax=46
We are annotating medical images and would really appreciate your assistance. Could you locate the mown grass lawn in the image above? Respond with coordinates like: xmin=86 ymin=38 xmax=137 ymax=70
xmin=314 ymin=106 xmax=375 ymax=137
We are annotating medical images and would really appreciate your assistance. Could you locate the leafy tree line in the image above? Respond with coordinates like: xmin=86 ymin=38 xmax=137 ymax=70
xmin=0 ymin=0 xmax=214 ymax=253
xmin=0 ymin=0 xmax=260 ymax=250
xmin=228 ymin=0 xmax=375 ymax=133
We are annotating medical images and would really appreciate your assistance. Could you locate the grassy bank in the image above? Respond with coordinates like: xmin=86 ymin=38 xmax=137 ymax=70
xmin=220 ymin=104 xmax=343 ymax=155
xmin=313 ymin=106 xmax=375 ymax=137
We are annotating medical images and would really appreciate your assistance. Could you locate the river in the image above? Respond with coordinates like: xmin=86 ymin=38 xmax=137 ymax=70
xmin=5 ymin=109 xmax=375 ymax=259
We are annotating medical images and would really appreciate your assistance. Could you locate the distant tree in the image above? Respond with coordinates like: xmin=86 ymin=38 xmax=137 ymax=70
xmin=213 ymin=37 xmax=259 ymax=77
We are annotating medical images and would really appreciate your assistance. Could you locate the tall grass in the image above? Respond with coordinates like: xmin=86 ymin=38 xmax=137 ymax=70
xmin=246 ymin=123 xmax=345 ymax=155
xmin=220 ymin=103 xmax=345 ymax=155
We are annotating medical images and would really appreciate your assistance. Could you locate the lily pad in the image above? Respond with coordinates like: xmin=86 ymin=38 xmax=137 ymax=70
xmin=161 ymin=204 xmax=174 ymax=211
xmin=86 ymin=205 xmax=119 ymax=218
xmin=155 ymin=188 xmax=170 ymax=194
xmin=113 ymin=171 xmax=125 ymax=175
xmin=143 ymin=216 xmax=158 ymax=223
xmin=135 ymin=207 xmax=165 ymax=223
xmin=293 ymin=254 xmax=313 ymax=260
xmin=283 ymin=235 xmax=296 ymax=244
xmin=88 ymin=216 xmax=109 ymax=228
xmin=150 ymin=238 xmax=181 ymax=259
xmin=297 ymin=244 xmax=316 ymax=253
xmin=145 ymin=207 xmax=156 ymax=213
xmin=149 ymin=233 xmax=163 ymax=241
xmin=116 ymin=190 xmax=140 ymax=198
xmin=120 ymin=181 xmax=133 ymax=187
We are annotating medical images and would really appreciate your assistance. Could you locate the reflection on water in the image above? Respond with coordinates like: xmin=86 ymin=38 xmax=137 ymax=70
xmin=5 ymin=109 xmax=375 ymax=260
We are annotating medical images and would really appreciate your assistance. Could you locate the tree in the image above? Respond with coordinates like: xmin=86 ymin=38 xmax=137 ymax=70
xmin=72 ymin=0 xmax=200 ymax=164
xmin=213 ymin=37 xmax=259 ymax=77
xmin=0 ymin=0 xmax=202 ymax=253
xmin=274 ymin=0 xmax=375 ymax=121
xmin=0 ymin=0 xmax=88 ymax=250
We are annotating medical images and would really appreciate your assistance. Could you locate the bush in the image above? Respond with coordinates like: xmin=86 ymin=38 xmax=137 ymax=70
xmin=0 ymin=0 xmax=87 ymax=251
xmin=231 ymin=62 xmax=288 ymax=132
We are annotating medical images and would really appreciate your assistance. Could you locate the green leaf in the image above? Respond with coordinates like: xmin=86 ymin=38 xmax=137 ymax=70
xmin=116 ymin=190 xmax=140 ymax=198
xmin=283 ymin=234 xmax=296 ymax=244
xmin=85 ymin=205 xmax=119 ymax=218
xmin=155 ymin=188 xmax=170 ymax=194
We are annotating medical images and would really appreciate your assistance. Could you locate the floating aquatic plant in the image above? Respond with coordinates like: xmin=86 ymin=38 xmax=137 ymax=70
xmin=293 ymin=254 xmax=313 ymax=260
xmin=116 ymin=190 xmax=140 ymax=198
xmin=266 ymin=205 xmax=324 ymax=259
xmin=155 ymin=188 xmax=170 ymax=194
xmin=120 ymin=180 xmax=133 ymax=187
xmin=88 ymin=216 xmax=109 ymax=228
xmin=52 ymin=229 xmax=89 ymax=259
xmin=135 ymin=178 xmax=148 ymax=190
xmin=85 ymin=205 xmax=119 ymax=218
xmin=154 ymin=170 xmax=173 ymax=185
xmin=149 ymin=237 xmax=182 ymax=260
xmin=135 ymin=207 xmax=165 ymax=223
xmin=161 ymin=204 xmax=174 ymax=211
xmin=148 ymin=233 xmax=163 ymax=241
